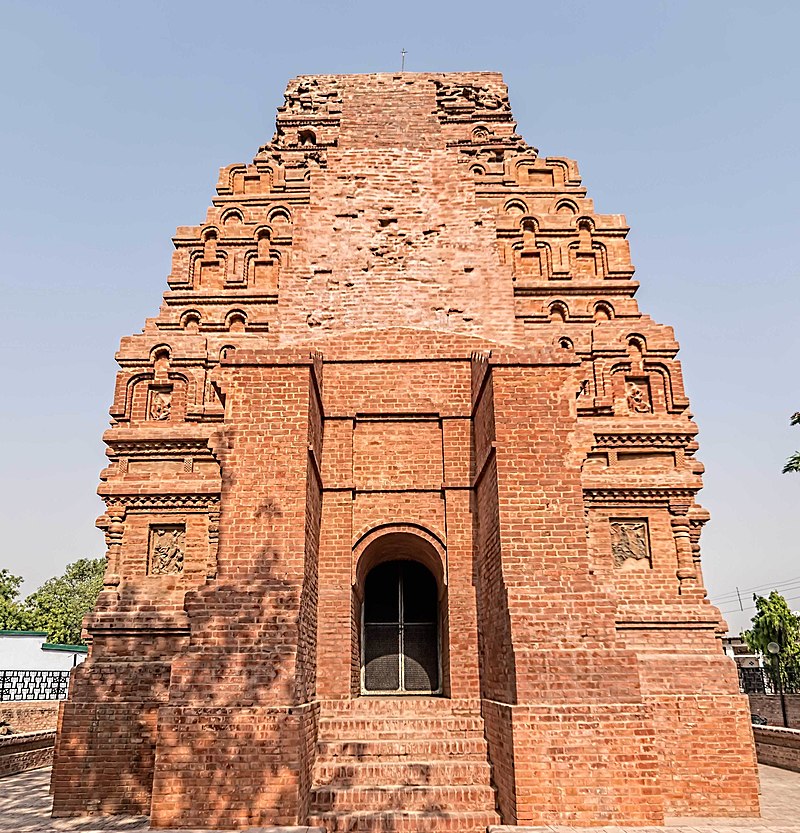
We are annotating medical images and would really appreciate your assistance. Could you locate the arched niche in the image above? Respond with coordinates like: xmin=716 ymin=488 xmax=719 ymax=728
xmin=353 ymin=527 xmax=447 ymax=697
xmin=354 ymin=526 xmax=445 ymax=590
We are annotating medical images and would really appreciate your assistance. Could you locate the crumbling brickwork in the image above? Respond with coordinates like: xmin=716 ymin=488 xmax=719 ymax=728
xmin=52 ymin=72 xmax=759 ymax=830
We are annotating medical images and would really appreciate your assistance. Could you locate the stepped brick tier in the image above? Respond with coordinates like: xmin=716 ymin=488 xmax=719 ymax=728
xmin=51 ymin=72 xmax=759 ymax=830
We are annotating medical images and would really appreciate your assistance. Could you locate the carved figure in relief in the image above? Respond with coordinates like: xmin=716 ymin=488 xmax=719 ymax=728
xmin=610 ymin=520 xmax=651 ymax=568
xmin=626 ymin=381 xmax=651 ymax=414
xmin=150 ymin=526 xmax=185 ymax=575
xmin=149 ymin=389 xmax=172 ymax=421
xmin=437 ymin=83 xmax=510 ymax=113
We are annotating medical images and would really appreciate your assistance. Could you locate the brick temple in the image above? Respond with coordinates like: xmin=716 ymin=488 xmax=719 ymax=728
xmin=51 ymin=73 xmax=760 ymax=830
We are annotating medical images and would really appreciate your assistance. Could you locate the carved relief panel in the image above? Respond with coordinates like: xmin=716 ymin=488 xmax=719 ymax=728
xmin=625 ymin=377 xmax=652 ymax=414
xmin=610 ymin=519 xmax=651 ymax=569
xmin=435 ymin=82 xmax=511 ymax=116
xmin=123 ymin=374 xmax=191 ymax=424
xmin=147 ymin=386 xmax=173 ymax=421
xmin=148 ymin=524 xmax=185 ymax=575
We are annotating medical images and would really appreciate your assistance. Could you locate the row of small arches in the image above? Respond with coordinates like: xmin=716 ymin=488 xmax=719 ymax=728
xmin=204 ymin=204 xmax=292 ymax=234
xmin=224 ymin=164 xmax=312 ymax=195
xmin=508 ymin=204 xmax=591 ymax=225
xmin=198 ymin=224 xmax=286 ymax=262
xmin=148 ymin=344 xmax=237 ymax=365
xmin=470 ymin=154 xmax=570 ymax=179
xmin=549 ymin=300 xmax=615 ymax=321
xmin=180 ymin=310 xmax=248 ymax=331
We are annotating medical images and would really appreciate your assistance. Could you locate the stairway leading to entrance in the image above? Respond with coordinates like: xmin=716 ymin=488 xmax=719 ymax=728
xmin=307 ymin=697 xmax=500 ymax=832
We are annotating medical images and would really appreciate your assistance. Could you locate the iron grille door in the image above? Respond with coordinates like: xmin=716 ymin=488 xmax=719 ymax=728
xmin=364 ymin=623 xmax=401 ymax=691
xmin=402 ymin=623 xmax=438 ymax=691
xmin=362 ymin=560 xmax=439 ymax=694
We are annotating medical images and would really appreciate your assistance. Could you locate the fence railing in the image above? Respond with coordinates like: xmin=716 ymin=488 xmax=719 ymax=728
xmin=0 ymin=670 xmax=71 ymax=701
xmin=738 ymin=666 xmax=800 ymax=696
xmin=739 ymin=666 xmax=773 ymax=694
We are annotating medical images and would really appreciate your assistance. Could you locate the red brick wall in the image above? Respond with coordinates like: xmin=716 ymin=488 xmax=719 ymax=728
xmin=753 ymin=725 xmax=800 ymax=772
xmin=51 ymin=649 xmax=178 ymax=816
xmin=749 ymin=693 xmax=800 ymax=728
xmin=0 ymin=701 xmax=59 ymax=733
xmin=0 ymin=731 xmax=55 ymax=777
xmin=146 ymin=361 xmax=322 ymax=828
xmin=53 ymin=71 xmax=760 ymax=828
xmin=472 ymin=361 xmax=516 ymax=705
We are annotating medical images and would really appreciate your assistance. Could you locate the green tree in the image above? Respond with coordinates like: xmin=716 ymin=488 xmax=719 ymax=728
xmin=0 ymin=569 xmax=31 ymax=630
xmin=743 ymin=591 xmax=800 ymax=694
xmin=23 ymin=558 xmax=106 ymax=645
xmin=782 ymin=412 xmax=800 ymax=473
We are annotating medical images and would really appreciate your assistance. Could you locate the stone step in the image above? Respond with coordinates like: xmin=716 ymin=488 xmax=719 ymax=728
xmin=320 ymin=697 xmax=479 ymax=717
xmin=317 ymin=716 xmax=486 ymax=739
xmin=309 ymin=784 xmax=497 ymax=813
xmin=312 ymin=759 xmax=492 ymax=787
xmin=306 ymin=809 xmax=500 ymax=833
xmin=315 ymin=737 xmax=489 ymax=762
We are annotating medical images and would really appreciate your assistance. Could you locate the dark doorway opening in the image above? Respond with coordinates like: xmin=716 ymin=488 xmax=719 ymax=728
xmin=362 ymin=560 xmax=440 ymax=694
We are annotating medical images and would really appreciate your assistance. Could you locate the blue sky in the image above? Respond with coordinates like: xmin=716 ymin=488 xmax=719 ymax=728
xmin=1 ymin=0 xmax=798 ymax=634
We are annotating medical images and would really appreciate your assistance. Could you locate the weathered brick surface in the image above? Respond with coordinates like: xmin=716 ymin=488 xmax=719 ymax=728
xmin=0 ymin=731 xmax=55 ymax=777
xmin=749 ymin=694 xmax=800 ymax=728
xmin=0 ymin=702 xmax=59 ymax=733
xmin=53 ymin=72 xmax=759 ymax=829
xmin=753 ymin=726 xmax=800 ymax=773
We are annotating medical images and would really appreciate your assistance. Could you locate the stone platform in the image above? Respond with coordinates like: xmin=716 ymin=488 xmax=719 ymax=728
xmin=1 ymin=766 xmax=798 ymax=833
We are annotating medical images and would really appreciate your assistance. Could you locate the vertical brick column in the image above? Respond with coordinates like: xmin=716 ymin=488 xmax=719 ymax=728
xmin=472 ymin=351 xmax=664 ymax=826
xmin=316 ymin=412 xmax=355 ymax=700
xmin=316 ymin=490 xmax=354 ymax=699
xmin=443 ymin=415 xmax=481 ymax=701
xmin=149 ymin=352 xmax=323 ymax=829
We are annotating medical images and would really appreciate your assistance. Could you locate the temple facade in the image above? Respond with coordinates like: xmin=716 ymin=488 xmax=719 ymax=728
xmin=52 ymin=72 xmax=759 ymax=831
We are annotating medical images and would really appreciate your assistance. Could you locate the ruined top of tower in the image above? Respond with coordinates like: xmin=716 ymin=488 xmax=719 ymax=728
xmin=150 ymin=71 xmax=637 ymax=350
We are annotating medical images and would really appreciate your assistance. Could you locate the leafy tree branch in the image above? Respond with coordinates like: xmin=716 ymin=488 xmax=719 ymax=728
xmin=743 ymin=591 xmax=800 ymax=694
xmin=0 ymin=559 xmax=105 ymax=645
xmin=783 ymin=412 xmax=800 ymax=473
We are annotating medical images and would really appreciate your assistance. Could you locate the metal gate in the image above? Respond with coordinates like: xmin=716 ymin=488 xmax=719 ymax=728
xmin=362 ymin=560 xmax=440 ymax=694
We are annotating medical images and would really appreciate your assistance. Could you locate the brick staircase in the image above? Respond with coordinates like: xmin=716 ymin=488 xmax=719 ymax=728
xmin=307 ymin=697 xmax=500 ymax=833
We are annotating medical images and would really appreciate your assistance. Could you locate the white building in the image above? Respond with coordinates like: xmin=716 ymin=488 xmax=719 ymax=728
xmin=722 ymin=634 xmax=761 ymax=670
xmin=0 ymin=630 xmax=87 ymax=671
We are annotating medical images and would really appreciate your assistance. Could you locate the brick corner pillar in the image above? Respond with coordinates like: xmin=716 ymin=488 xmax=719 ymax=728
xmin=149 ymin=349 xmax=324 ymax=829
xmin=51 ymin=526 xmax=191 ymax=817
xmin=471 ymin=350 xmax=665 ymax=826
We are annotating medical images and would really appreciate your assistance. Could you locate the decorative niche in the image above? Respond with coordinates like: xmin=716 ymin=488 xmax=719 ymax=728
xmin=625 ymin=376 xmax=652 ymax=414
xmin=609 ymin=519 xmax=652 ymax=570
xmin=147 ymin=385 xmax=173 ymax=421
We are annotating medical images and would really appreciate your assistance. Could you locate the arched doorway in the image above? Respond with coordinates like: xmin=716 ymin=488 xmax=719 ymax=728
xmin=362 ymin=560 xmax=440 ymax=694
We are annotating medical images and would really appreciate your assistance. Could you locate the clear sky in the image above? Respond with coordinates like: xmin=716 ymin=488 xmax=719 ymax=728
xmin=1 ymin=0 xmax=798 ymax=635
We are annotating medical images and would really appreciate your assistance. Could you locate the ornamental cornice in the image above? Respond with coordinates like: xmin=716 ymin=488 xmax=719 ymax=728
xmin=438 ymin=113 xmax=513 ymax=124
xmin=210 ymin=194 xmax=309 ymax=207
xmin=477 ymin=186 xmax=589 ymax=199
xmin=103 ymin=493 xmax=220 ymax=511
xmin=447 ymin=137 xmax=528 ymax=150
xmin=115 ymin=356 xmax=208 ymax=369
xmin=592 ymin=432 xmax=697 ymax=448
xmin=272 ymin=116 xmax=341 ymax=128
xmin=583 ymin=487 xmax=696 ymax=507
xmin=513 ymin=283 xmax=638 ymax=298
xmin=107 ymin=439 xmax=211 ymax=457
xmin=163 ymin=293 xmax=279 ymax=306
xmin=495 ymin=227 xmax=631 ymax=240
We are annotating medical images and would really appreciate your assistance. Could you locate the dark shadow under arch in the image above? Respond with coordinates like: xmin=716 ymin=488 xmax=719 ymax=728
xmin=361 ymin=559 xmax=441 ymax=694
